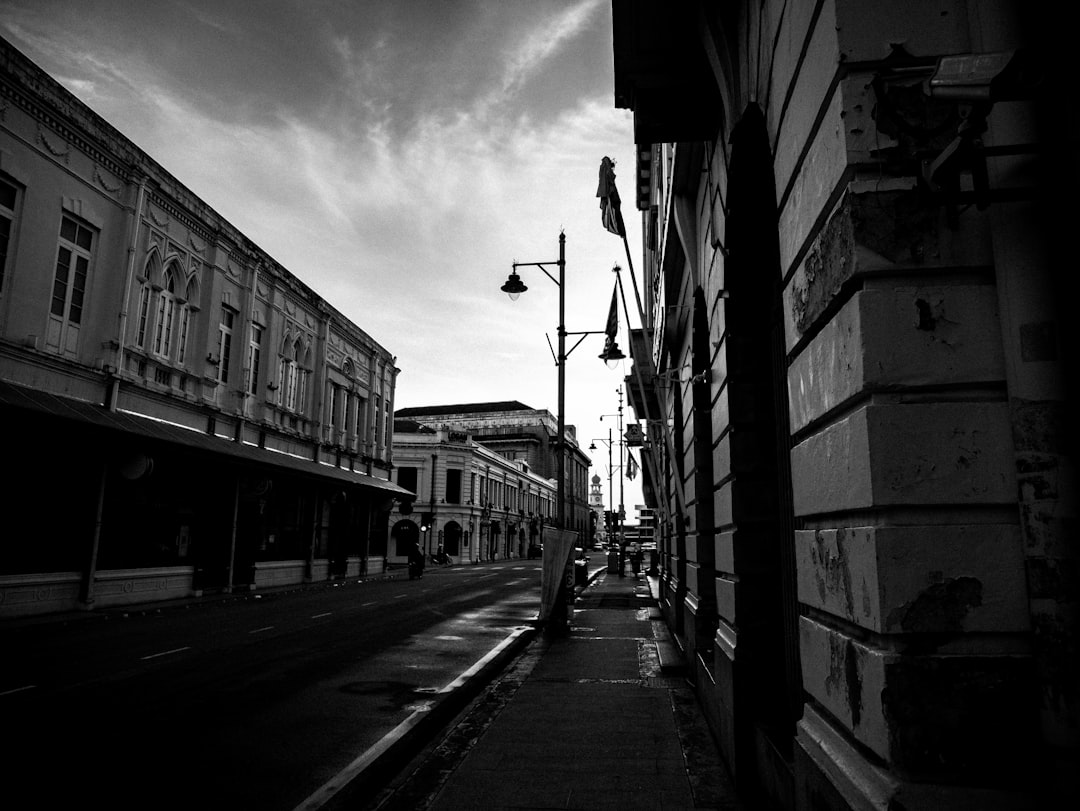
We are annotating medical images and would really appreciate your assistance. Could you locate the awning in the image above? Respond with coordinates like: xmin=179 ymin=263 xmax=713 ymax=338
xmin=0 ymin=379 xmax=413 ymax=498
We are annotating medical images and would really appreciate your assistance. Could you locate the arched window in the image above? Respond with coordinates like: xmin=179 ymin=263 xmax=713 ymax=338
xmin=293 ymin=338 xmax=306 ymax=411
xmin=177 ymin=277 xmax=197 ymax=365
xmin=153 ymin=265 xmax=177 ymax=357
xmin=136 ymin=251 xmax=160 ymax=349
xmin=277 ymin=334 xmax=308 ymax=413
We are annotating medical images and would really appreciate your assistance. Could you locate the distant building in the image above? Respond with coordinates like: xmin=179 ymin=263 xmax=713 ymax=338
xmin=0 ymin=36 xmax=408 ymax=618
xmin=588 ymin=474 xmax=605 ymax=544
xmin=389 ymin=419 xmax=557 ymax=563
xmin=395 ymin=402 xmax=593 ymax=542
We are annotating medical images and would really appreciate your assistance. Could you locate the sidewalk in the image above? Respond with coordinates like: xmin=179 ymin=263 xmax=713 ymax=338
xmin=368 ymin=567 xmax=743 ymax=811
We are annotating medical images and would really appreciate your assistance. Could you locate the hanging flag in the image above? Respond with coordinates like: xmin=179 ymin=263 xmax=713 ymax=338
xmin=626 ymin=451 xmax=638 ymax=480
xmin=604 ymin=282 xmax=619 ymax=341
xmin=597 ymin=156 xmax=625 ymax=237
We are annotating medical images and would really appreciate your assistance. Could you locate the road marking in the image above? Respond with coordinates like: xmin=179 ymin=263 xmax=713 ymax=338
xmin=361 ymin=602 xmax=375 ymax=607
xmin=311 ymin=612 xmax=332 ymax=619
xmin=248 ymin=626 xmax=274 ymax=635
xmin=292 ymin=625 xmax=533 ymax=811
xmin=140 ymin=646 xmax=191 ymax=660
xmin=393 ymin=593 xmax=407 ymax=599
xmin=0 ymin=684 xmax=36 ymax=697
xmin=434 ymin=635 xmax=464 ymax=641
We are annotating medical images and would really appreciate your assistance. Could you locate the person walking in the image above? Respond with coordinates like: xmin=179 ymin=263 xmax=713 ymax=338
xmin=408 ymin=542 xmax=425 ymax=580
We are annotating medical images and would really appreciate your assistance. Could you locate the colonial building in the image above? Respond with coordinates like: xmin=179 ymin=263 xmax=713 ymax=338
xmin=0 ymin=36 xmax=409 ymax=618
xmin=612 ymin=2 xmax=1075 ymax=810
xmin=394 ymin=402 xmax=594 ymax=542
xmin=389 ymin=419 xmax=558 ymax=564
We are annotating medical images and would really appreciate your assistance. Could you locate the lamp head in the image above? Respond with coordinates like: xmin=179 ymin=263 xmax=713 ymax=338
xmin=599 ymin=340 xmax=626 ymax=369
xmin=501 ymin=271 xmax=528 ymax=301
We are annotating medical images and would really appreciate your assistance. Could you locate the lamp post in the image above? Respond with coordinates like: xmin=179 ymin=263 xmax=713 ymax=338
xmin=501 ymin=232 xmax=623 ymax=629
xmin=589 ymin=429 xmax=615 ymax=543
xmin=600 ymin=386 xmax=626 ymax=550
xmin=500 ymin=232 xmax=624 ymax=530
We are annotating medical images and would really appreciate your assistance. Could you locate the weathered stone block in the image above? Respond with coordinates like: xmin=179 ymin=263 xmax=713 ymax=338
xmin=792 ymin=402 xmax=1016 ymax=515
xmin=796 ymin=525 xmax=1029 ymax=634
xmin=835 ymin=0 xmax=972 ymax=64
xmin=788 ymin=286 xmax=1006 ymax=432
xmin=783 ymin=190 xmax=994 ymax=353
xmin=778 ymin=89 xmax=847 ymax=279
xmin=800 ymin=616 xmax=1037 ymax=780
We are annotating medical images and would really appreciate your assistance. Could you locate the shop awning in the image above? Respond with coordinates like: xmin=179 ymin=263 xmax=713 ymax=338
xmin=0 ymin=379 xmax=413 ymax=498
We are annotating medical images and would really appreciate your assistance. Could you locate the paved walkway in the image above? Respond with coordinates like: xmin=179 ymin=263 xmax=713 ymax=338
xmin=369 ymin=567 xmax=743 ymax=810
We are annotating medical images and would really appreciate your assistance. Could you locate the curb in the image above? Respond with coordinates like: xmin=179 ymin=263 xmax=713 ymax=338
xmin=312 ymin=623 xmax=540 ymax=811
xmin=310 ymin=564 xmax=605 ymax=810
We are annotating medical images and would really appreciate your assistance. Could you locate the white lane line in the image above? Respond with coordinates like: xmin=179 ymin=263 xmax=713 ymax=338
xmin=248 ymin=626 xmax=274 ymax=635
xmin=311 ymin=612 xmax=332 ymax=619
xmin=140 ymin=646 xmax=192 ymax=660
xmin=361 ymin=602 xmax=375 ymax=607
xmin=0 ymin=684 xmax=36 ymax=697
xmin=393 ymin=594 xmax=407 ymax=599
xmin=292 ymin=625 xmax=532 ymax=811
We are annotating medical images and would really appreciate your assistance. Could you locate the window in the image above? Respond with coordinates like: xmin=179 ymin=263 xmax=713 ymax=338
xmin=0 ymin=177 xmax=17 ymax=296
xmin=47 ymin=215 xmax=95 ymax=355
xmin=246 ymin=323 xmax=262 ymax=395
xmin=277 ymin=336 xmax=307 ymax=413
xmin=327 ymin=384 xmax=339 ymax=429
xmin=446 ymin=469 xmax=462 ymax=504
xmin=284 ymin=338 xmax=304 ymax=410
xmin=153 ymin=267 xmax=176 ymax=357
xmin=177 ymin=279 xmax=197 ymax=365
xmin=344 ymin=390 xmax=356 ymax=435
xmin=397 ymin=466 xmax=418 ymax=496
xmin=217 ymin=306 xmax=234 ymax=384
xmin=135 ymin=283 xmax=151 ymax=347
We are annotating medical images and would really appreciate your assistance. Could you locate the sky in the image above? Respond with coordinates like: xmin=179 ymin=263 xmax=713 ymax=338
xmin=1 ymin=0 xmax=645 ymax=516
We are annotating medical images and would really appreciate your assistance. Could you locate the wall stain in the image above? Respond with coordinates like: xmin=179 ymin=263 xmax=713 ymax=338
xmin=886 ymin=576 xmax=983 ymax=633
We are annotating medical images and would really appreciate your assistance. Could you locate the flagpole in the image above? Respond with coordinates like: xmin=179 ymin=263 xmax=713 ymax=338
xmin=615 ymin=266 xmax=686 ymax=522
xmin=598 ymin=155 xmax=687 ymax=532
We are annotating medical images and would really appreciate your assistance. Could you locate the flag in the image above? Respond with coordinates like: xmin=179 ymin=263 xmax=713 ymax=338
xmin=604 ymin=283 xmax=619 ymax=341
xmin=597 ymin=156 xmax=625 ymax=237
xmin=626 ymin=451 xmax=638 ymax=480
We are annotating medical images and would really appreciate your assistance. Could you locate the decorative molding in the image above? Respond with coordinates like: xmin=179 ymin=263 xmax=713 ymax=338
xmin=148 ymin=206 xmax=170 ymax=229
xmin=36 ymin=125 xmax=70 ymax=162
xmin=188 ymin=235 xmax=205 ymax=255
xmin=93 ymin=165 xmax=122 ymax=193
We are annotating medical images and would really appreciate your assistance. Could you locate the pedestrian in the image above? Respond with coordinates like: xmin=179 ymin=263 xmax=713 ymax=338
xmin=618 ymin=542 xmax=626 ymax=577
xmin=630 ymin=542 xmax=642 ymax=576
xmin=408 ymin=542 xmax=425 ymax=580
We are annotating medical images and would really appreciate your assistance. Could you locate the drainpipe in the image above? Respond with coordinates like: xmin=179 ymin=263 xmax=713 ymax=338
xmin=81 ymin=459 xmax=109 ymax=607
xmin=111 ymin=173 xmax=148 ymax=410
xmin=428 ymin=452 xmax=438 ymax=556
xmin=226 ymin=479 xmax=240 ymax=593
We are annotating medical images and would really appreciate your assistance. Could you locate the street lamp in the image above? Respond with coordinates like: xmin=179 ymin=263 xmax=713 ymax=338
xmin=500 ymin=232 xmax=622 ymax=530
xmin=501 ymin=232 xmax=620 ymax=631
xmin=589 ymin=429 xmax=616 ymax=543
xmin=600 ymin=386 xmax=627 ymax=548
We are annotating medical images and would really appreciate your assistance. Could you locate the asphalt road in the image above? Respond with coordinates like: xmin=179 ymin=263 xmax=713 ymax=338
xmin=0 ymin=560 xmax=546 ymax=810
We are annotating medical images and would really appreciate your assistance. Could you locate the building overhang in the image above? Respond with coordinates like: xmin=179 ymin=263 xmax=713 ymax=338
xmin=613 ymin=0 xmax=724 ymax=146
xmin=0 ymin=379 xmax=412 ymax=500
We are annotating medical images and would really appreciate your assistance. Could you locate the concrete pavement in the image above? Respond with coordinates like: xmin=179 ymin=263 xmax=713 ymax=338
xmin=364 ymin=566 xmax=743 ymax=811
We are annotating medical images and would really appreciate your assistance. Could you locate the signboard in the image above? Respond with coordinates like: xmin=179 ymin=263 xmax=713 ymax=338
xmin=539 ymin=527 xmax=579 ymax=624
xmin=624 ymin=424 xmax=644 ymax=447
